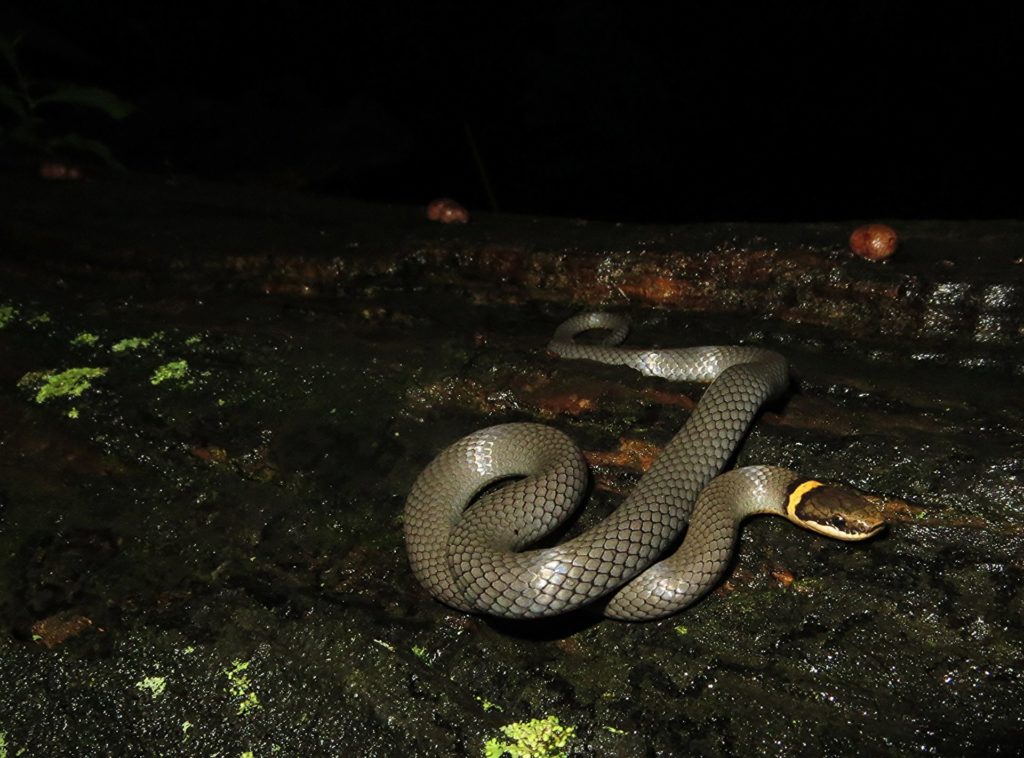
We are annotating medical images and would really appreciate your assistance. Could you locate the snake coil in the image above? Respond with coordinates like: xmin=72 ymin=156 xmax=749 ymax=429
xmin=404 ymin=313 xmax=883 ymax=620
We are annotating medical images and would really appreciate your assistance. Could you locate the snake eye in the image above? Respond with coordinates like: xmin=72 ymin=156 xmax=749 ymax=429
xmin=830 ymin=516 xmax=847 ymax=529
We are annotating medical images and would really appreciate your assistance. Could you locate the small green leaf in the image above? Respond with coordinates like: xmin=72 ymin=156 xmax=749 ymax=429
xmin=5 ymin=118 xmax=45 ymax=148
xmin=0 ymin=33 xmax=22 ymax=72
xmin=35 ymin=85 xmax=134 ymax=119
xmin=0 ymin=84 xmax=28 ymax=119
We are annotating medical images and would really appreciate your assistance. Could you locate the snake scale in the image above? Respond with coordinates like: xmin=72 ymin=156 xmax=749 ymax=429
xmin=404 ymin=313 xmax=884 ymax=621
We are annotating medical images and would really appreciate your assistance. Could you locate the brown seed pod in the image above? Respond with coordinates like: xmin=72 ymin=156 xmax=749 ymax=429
xmin=426 ymin=197 xmax=469 ymax=224
xmin=849 ymin=223 xmax=899 ymax=261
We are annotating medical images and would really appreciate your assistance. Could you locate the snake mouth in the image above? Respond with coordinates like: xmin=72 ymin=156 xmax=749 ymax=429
xmin=863 ymin=521 xmax=887 ymax=537
xmin=834 ymin=519 xmax=887 ymax=541
xmin=804 ymin=517 xmax=887 ymax=541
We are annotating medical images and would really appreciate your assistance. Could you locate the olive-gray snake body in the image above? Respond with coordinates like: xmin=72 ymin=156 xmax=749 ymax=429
xmin=404 ymin=313 xmax=883 ymax=621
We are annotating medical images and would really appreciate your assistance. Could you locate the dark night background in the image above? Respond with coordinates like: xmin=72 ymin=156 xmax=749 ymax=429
xmin=1 ymin=4 xmax=1021 ymax=223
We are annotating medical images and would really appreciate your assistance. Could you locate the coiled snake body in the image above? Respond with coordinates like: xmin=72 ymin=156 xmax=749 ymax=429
xmin=405 ymin=313 xmax=884 ymax=621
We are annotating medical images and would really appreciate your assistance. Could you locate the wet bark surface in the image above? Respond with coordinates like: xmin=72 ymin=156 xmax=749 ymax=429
xmin=1 ymin=172 xmax=1022 ymax=756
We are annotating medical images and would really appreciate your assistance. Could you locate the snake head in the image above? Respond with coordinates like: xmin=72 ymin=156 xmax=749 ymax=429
xmin=786 ymin=480 xmax=887 ymax=541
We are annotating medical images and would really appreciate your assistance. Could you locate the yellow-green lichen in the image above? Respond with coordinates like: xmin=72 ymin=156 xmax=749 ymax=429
xmin=224 ymin=659 xmax=260 ymax=715
xmin=112 ymin=332 xmax=162 ymax=353
xmin=135 ymin=675 xmax=167 ymax=700
xmin=151 ymin=360 xmax=189 ymax=386
xmin=26 ymin=312 xmax=51 ymax=327
xmin=476 ymin=696 xmax=502 ymax=712
xmin=411 ymin=645 xmax=430 ymax=664
xmin=484 ymin=715 xmax=575 ymax=758
xmin=0 ymin=729 xmax=17 ymax=758
xmin=674 ymin=625 xmax=688 ymax=636
xmin=20 ymin=367 xmax=108 ymax=403
xmin=71 ymin=331 xmax=100 ymax=347
xmin=0 ymin=304 xmax=18 ymax=328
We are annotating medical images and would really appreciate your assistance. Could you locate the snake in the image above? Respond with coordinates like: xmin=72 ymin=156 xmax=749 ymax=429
xmin=404 ymin=312 xmax=885 ymax=621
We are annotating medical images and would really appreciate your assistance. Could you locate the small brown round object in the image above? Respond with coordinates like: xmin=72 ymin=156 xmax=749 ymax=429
xmin=39 ymin=160 xmax=83 ymax=180
xmin=426 ymin=197 xmax=469 ymax=224
xmin=849 ymin=223 xmax=899 ymax=261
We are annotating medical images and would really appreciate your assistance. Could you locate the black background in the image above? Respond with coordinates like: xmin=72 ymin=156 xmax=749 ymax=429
xmin=3 ymin=3 xmax=1021 ymax=222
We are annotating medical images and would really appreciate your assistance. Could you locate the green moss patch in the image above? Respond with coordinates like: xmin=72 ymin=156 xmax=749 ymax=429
xmin=0 ymin=304 xmax=18 ymax=328
xmin=135 ymin=675 xmax=168 ymax=700
xmin=112 ymin=332 xmax=162 ymax=353
xmin=151 ymin=360 xmax=189 ymax=386
xmin=484 ymin=716 xmax=575 ymax=758
xmin=19 ymin=367 xmax=108 ymax=403
xmin=223 ymin=659 xmax=259 ymax=716
xmin=71 ymin=331 xmax=101 ymax=347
